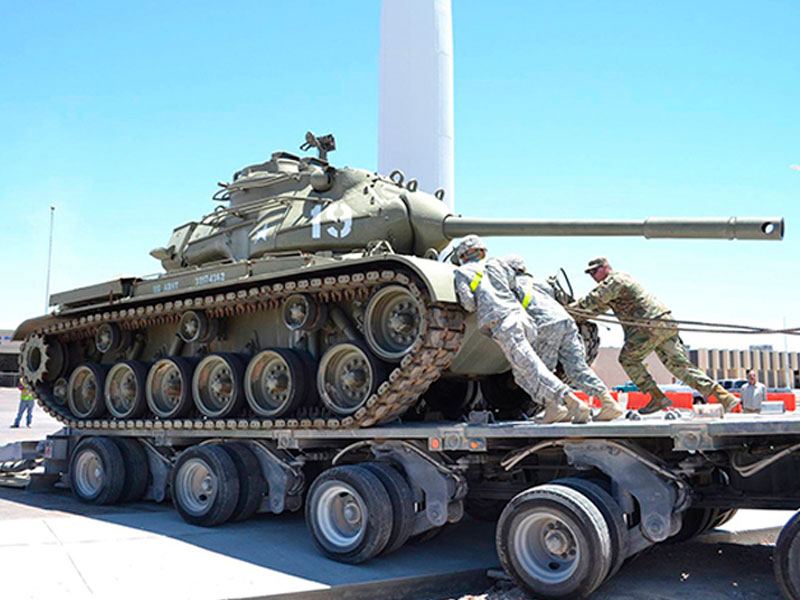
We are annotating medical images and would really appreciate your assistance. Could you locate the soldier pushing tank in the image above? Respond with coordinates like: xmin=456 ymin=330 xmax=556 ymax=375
xmin=452 ymin=236 xmax=591 ymax=424
xmin=569 ymin=257 xmax=741 ymax=414
xmin=503 ymin=254 xmax=624 ymax=422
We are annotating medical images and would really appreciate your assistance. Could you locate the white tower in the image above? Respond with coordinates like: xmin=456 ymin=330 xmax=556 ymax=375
xmin=379 ymin=0 xmax=455 ymax=211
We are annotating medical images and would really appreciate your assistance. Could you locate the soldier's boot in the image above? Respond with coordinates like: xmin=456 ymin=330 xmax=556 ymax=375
xmin=712 ymin=384 xmax=741 ymax=413
xmin=594 ymin=392 xmax=624 ymax=422
xmin=535 ymin=401 xmax=569 ymax=425
xmin=638 ymin=388 xmax=673 ymax=415
xmin=562 ymin=393 xmax=591 ymax=424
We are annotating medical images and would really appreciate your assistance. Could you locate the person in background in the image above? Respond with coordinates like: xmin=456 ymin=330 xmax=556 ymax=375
xmin=739 ymin=369 xmax=767 ymax=414
xmin=11 ymin=377 xmax=35 ymax=428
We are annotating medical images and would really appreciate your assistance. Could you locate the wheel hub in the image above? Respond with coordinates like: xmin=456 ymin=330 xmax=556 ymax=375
xmin=266 ymin=372 xmax=288 ymax=394
xmin=543 ymin=525 xmax=572 ymax=555
xmin=343 ymin=501 xmax=362 ymax=525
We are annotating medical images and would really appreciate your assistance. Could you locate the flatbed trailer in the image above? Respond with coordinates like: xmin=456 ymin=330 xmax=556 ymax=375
xmin=8 ymin=410 xmax=800 ymax=599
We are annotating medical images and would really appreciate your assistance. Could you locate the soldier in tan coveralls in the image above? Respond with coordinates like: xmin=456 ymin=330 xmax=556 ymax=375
xmin=453 ymin=236 xmax=590 ymax=424
xmin=504 ymin=255 xmax=623 ymax=421
xmin=569 ymin=257 xmax=741 ymax=414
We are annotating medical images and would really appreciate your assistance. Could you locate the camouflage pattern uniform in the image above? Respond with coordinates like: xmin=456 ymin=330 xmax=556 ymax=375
xmin=512 ymin=271 xmax=608 ymax=398
xmin=569 ymin=270 xmax=717 ymax=398
xmin=454 ymin=257 xmax=570 ymax=407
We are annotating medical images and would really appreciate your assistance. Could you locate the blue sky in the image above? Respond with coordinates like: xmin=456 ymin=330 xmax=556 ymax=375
xmin=1 ymin=0 xmax=798 ymax=351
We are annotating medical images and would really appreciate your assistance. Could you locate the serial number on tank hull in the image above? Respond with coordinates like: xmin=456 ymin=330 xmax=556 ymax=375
xmin=195 ymin=272 xmax=226 ymax=286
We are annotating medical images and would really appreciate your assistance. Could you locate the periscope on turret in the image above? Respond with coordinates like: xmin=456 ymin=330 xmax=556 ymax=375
xmin=13 ymin=132 xmax=784 ymax=432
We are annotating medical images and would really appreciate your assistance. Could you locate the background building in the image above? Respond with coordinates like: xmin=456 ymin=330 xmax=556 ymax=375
xmin=592 ymin=346 xmax=800 ymax=390
xmin=0 ymin=329 xmax=21 ymax=387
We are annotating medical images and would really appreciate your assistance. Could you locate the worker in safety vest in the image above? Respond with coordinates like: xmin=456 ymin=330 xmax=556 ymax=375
xmin=504 ymin=254 xmax=623 ymax=421
xmin=12 ymin=377 xmax=35 ymax=428
xmin=452 ymin=235 xmax=590 ymax=424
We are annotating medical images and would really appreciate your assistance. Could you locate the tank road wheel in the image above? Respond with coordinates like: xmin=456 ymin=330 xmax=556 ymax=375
xmin=318 ymin=342 xmax=384 ymax=416
xmin=53 ymin=377 xmax=69 ymax=407
xmin=364 ymin=285 xmax=423 ymax=361
xmin=112 ymin=438 xmax=150 ymax=503
xmin=146 ymin=357 xmax=195 ymax=419
xmin=306 ymin=465 xmax=393 ymax=563
xmin=556 ymin=478 xmax=630 ymax=581
xmin=362 ymin=461 xmax=415 ymax=555
xmin=496 ymin=484 xmax=613 ymax=600
xmin=775 ymin=511 xmax=800 ymax=600
xmin=245 ymin=349 xmax=311 ymax=417
xmin=192 ymin=353 xmax=246 ymax=418
xmin=172 ymin=445 xmax=240 ymax=527
xmin=221 ymin=442 xmax=267 ymax=522
xmin=68 ymin=363 xmax=109 ymax=419
xmin=69 ymin=437 xmax=125 ymax=505
xmin=105 ymin=361 xmax=149 ymax=419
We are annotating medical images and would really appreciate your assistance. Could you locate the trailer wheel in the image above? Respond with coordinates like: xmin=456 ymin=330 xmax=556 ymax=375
xmin=69 ymin=437 xmax=126 ymax=505
xmin=712 ymin=508 xmax=738 ymax=529
xmin=667 ymin=507 xmax=717 ymax=544
xmin=221 ymin=442 xmax=267 ymax=522
xmin=465 ymin=497 xmax=507 ymax=522
xmin=496 ymin=483 xmax=612 ymax=600
xmin=362 ymin=461 xmax=415 ymax=555
xmin=306 ymin=465 xmax=393 ymax=563
xmin=775 ymin=511 xmax=800 ymax=600
xmin=556 ymin=478 xmax=629 ymax=580
xmin=172 ymin=445 xmax=240 ymax=526
xmin=113 ymin=438 xmax=150 ymax=503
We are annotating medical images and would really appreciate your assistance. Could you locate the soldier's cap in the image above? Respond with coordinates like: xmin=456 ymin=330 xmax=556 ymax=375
xmin=584 ymin=257 xmax=609 ymax=273
xmin=455 ymin=235 xmax=487 ymax=264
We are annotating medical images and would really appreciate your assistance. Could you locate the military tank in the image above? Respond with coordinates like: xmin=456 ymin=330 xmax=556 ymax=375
xmin=15 ymin=132 xmax=784 ymax=431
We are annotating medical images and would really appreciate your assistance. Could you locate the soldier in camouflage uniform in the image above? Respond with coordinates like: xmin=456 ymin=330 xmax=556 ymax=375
xmin=569 ymin=257 xmax=741 ymax=414
xmin=453 ymin=236 xmax=590 ymax=424
xmin=504 ymin=255 xmax=623 ymax=421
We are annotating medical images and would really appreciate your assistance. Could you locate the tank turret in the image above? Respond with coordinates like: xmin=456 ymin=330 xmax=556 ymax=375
xmin=149 ymin=133 xmax=782 ymax=272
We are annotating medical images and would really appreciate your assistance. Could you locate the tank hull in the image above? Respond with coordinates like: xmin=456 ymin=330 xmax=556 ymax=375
xmin=17 ymin=254 xmax=514 ymax=430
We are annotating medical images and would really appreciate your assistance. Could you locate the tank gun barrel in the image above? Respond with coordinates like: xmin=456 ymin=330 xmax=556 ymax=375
xmin=442 ymin=216 xmax=784 ymax=241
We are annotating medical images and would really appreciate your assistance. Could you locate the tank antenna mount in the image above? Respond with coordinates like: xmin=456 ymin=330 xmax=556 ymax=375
xmin=300 ymin=131 xmax=336 ymax=160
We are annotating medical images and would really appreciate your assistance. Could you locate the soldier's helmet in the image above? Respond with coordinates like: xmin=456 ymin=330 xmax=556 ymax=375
xmin=503 ymin=254 xmax=527 ymax=274
xmin=455 ymin=235 xmax=487 ymax=265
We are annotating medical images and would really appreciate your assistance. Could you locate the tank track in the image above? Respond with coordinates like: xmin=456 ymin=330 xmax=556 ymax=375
xmin=27 ymin=267 xmax=466 ymax=431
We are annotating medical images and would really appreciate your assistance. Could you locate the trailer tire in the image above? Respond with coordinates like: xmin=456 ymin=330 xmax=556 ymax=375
xmin=113 ymin=438 xmax=149 ymax=503
xmin=306 ymin=465 xmax=393 ymax=563
xmin=465 ymin=497 xmax=507 ymax=522
xmin=556 ymin=477 xmax=629 ymax=580
xmin=496 ymin=483 xmax=612 ymax=600
xmin=362 ymin=461 xmax=415 ymax=555
xmin=711 ymin=508 xmax=738 ymax=529
xmin=172 ymin=445 xmax=240 ymax=526
xmin=667 ymin=507 xmax=717 ymax=544
xmin=221 ymin=442 xmax=267 ymax=522
xmin=69 ymin=437 xmax=126 ymax=505
xmin=775 ymin=511 xmax=800 ymax=600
